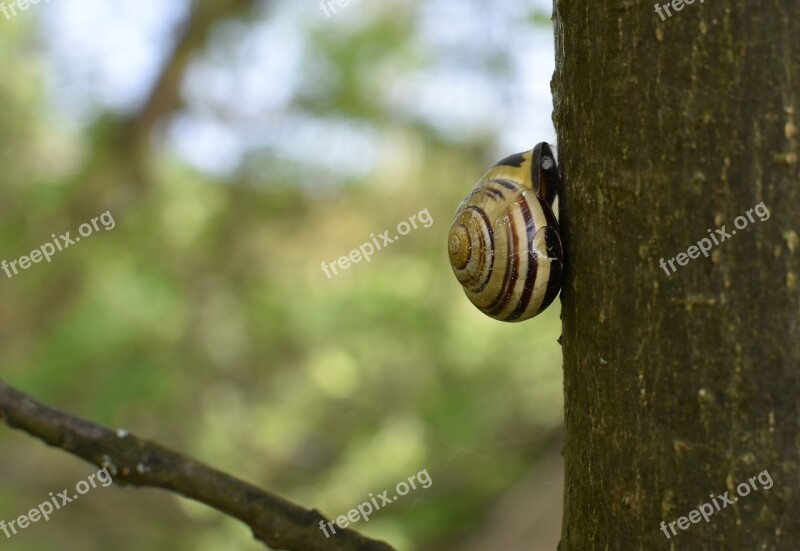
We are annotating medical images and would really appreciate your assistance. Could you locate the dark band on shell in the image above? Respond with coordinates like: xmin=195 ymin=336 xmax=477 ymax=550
xmin=447 ymin=143 xmax=563 ymax=322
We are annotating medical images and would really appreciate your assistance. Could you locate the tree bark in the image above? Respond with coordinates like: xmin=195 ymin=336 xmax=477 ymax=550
xmin=0 ymin=379 xmax=395 ymax=551
xmin=554 ymin=1 xmax=800 ymax=549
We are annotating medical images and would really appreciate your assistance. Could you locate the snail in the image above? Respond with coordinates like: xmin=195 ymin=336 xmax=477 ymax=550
xmin=447 ymin=142 xmax=563 ymax=322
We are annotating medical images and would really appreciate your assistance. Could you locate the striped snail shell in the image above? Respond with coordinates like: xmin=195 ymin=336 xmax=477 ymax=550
xmin=447 ymin=142 xmax=563 ymax=322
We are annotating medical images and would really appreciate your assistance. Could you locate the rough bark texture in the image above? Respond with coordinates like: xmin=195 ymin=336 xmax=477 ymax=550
xmin=553 ymin=1 xmax=800 ymax=549
xmin=0 ymin=380 xmax=396 ymax=551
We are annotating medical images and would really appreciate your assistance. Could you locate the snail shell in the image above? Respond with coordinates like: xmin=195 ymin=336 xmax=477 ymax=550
xmin=448 ymin=143 xmax=563 ymax=322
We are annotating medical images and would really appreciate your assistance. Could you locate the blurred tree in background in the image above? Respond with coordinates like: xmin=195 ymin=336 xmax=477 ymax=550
xmin=0 ymin=1 xmax=563 ymax=549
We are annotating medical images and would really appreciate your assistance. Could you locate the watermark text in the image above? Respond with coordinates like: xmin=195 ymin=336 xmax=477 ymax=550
xmin=654 ymin=0 xmax=704 ymax=21
xmin=319 ymin=468 xmax=432 ymax=538
xmin=1 ymin=0 xmax=50 ymax=21
xmin=321 ymin=208 xmax=432 ymax=279
xmin=1 ymin=467 xmax=113 ymax=540
xmin=660 ymin=202 xmax=770 ymax=276
xmin=1 ymin=210 xmax=116 ymax=280
xmin=319 ymin=0 xmax=358 ymax=18
xmin=660 ymin=469 xmax=773 ymax=539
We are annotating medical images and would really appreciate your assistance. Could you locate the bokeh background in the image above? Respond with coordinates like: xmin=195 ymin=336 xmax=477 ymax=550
xmin=0 ymin=1 xmax=563 ymax=549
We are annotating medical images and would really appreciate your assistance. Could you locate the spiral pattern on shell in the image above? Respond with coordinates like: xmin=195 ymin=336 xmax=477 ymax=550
xmin=448 ymin=144 xmax=563 ymax=322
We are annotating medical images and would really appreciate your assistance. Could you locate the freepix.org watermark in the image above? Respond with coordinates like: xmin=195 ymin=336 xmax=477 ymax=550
xmin=1 ymin=210 xmax=116 ymax=280
xmin=654 ymin=0 xmax=704 ymax=21
xmin=0 ymin=467 xmax=113 ymax=540
xmin=321 ymin=208 xmax=433 ymax=279
xmin=319 ymin=468 xmax=432 ymax=538
xmin=319 ymin=0 xmax=357 ymax=18
xmin=0 ymin=0 xmax=49 ymax=21
xmin=660 ymin=469 xmax=773 ymax=539
xmin=659 ymin=202 xmax=770 ymax=276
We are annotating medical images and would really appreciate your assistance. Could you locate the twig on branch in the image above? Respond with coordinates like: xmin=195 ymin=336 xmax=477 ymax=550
xmin=0 ymin=379 xmax=397 ymax=551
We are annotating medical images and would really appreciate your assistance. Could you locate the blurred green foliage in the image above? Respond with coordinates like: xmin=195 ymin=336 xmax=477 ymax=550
xmin=0 ymin=2 xmax=561 ymax=550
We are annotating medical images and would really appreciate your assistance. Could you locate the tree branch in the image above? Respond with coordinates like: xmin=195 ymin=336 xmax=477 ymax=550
xmin=126 ymin=0 xmax=261 ymax=149
xmin=0 ymin=379 xmax=396 ymax=551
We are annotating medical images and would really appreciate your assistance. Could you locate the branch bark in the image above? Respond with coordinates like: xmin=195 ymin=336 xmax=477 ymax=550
xmin=0 ymin=379 xmax=396 ymax=551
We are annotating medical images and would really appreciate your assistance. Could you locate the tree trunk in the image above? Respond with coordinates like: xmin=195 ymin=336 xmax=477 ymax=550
xmin=553 ymin=1 xmax=800 ymax=549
